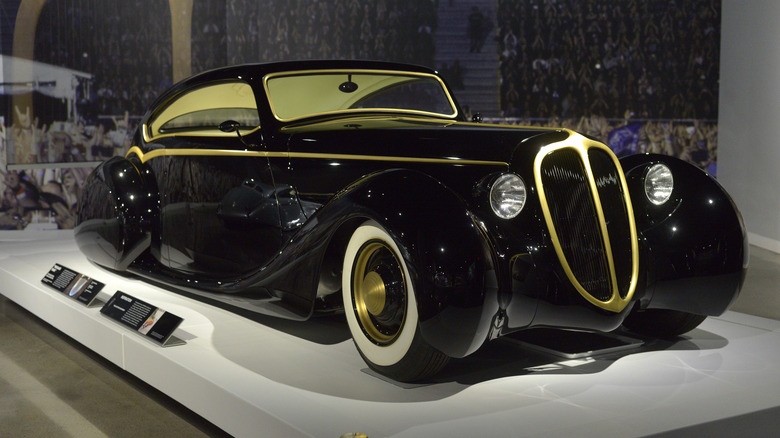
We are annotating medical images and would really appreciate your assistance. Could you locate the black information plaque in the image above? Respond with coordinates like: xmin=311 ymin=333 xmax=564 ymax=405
xmin=41 ymin=264 xmax=104 ymax=306
xmin=100 ymin=291 xmax=184 ymax=346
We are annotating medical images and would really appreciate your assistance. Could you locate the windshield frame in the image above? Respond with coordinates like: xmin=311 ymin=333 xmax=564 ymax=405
xmin=262 ymin=69 xmax=459 ymax=123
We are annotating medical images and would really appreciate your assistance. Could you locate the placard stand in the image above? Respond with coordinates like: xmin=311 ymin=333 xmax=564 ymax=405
xmin=101 ymin=291 xmax=185 ymax=347
xmin=41 ymin=264 xmax=104 ymax=306
xmin=41 ymin=263 xmax=184 ymax=347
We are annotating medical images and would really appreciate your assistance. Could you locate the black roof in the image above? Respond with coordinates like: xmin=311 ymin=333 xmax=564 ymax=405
xmin=184 ymin=59 xmax=436 ymax=86
xmin=145 ymin=60 xmax=441 ymax=119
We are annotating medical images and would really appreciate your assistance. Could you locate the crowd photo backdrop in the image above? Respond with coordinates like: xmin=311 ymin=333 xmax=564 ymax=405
xmin=1 ymin=0 xmax=720 ymax=230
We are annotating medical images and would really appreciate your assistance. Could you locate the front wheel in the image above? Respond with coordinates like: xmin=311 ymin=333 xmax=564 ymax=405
xmin=622 ymin=308 xmax=707 ymax=338
xmin=342 ymin=220 xmax=449 ymax=382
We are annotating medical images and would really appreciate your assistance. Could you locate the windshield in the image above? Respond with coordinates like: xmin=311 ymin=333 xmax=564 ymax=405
xmin=264 ymin=70 xmax=458 ymax=122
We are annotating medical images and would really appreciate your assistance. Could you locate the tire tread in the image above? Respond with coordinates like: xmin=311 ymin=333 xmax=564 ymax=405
xmin=361 ymin=331 xmax=450 ymax=382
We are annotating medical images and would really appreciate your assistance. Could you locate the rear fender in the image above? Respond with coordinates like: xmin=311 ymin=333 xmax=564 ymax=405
xmin=75 ymin=156 xmax=159 ymax=270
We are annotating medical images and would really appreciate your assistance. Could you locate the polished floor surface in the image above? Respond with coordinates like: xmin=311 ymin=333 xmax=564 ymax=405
xmin=0 ymin=238 xmax=778 ymax=437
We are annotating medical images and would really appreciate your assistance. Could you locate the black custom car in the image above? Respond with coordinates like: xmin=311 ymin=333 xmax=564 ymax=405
xmin=75 ymin=60 xmax=747 ymax=382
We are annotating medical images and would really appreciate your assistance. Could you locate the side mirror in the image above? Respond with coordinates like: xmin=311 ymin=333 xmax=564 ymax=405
xmin=219 ymin=120 xmax=241 ymax=133
xmin=219 ymin=120 xmax=260 ymax=149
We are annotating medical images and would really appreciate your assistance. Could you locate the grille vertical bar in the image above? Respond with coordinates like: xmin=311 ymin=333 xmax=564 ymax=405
xmin=540 ymin=149 xmax=613 ymax=301
xmin=588 ymin=148 xmax=634 ymax=298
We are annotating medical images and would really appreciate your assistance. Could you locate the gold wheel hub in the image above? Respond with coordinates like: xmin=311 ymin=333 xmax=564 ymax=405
xmin=360 ymin=271 xmax=387 ymax=316
xmin=352 ymin=240 xmax=406 ymax=344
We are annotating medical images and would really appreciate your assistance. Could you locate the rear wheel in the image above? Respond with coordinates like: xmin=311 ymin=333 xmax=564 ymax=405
xmin=342 ymin=220 xmax=449 ymax=382
xmin=622 ymin=308 xmax=707 ymax=338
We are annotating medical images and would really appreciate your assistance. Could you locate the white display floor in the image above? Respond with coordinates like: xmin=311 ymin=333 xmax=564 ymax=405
xmin=2 ymin=231 xmax=779 ymax=437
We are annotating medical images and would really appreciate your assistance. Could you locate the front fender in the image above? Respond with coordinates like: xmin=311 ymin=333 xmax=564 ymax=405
xmin=334 ymin=169 xmax=500 ymax=358
xmin=621 ymin=154 xmax=747 ymax=315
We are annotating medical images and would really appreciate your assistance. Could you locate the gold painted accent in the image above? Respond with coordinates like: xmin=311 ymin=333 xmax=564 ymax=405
xmin=126 ymin=146 xmax=508 ymax=167
xmin=361 ymin=271 xmax=387 ymax=316
xmin=126 ymin=146 xmax=278 ymax=163
xmin=352 ymin=240 xmax=403 ymax=344
xmin=263 ymin=69 xmax=459 ymax=122
xmin=533 ymin=131 xmax=639 ymax=313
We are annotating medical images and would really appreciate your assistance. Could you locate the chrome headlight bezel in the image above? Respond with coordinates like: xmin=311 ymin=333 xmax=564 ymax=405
xmin=490 ymin=173 xmax=527 ymax=219
xmin=644 ymin=163 xmax=674 ymax=205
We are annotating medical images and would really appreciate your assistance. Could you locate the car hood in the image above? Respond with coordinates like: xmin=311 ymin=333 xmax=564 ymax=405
xmin=281 ymin=115 xmax=569 ymax=166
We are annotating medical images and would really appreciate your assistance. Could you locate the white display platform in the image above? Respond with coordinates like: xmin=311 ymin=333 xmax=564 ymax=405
xmin=2 ymin=231 xmax=780 ymax=437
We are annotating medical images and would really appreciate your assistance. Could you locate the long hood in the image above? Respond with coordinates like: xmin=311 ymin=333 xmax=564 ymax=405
xmin=282 ymin=116 xmax=569 ymax=165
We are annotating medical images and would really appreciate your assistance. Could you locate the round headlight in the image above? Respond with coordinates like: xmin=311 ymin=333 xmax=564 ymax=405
xmin=490 ymin=173 xmax=526 ymax=219
xmin=644 ymin=163 xmax=674 ymax=205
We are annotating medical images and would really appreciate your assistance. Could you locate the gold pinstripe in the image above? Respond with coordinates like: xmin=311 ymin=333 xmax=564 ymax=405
xmin=126 ymin=146 xmax=508 ymax=167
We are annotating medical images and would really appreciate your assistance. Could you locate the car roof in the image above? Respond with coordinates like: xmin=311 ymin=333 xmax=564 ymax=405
xmin=144 ymin=60 xmax=442 ymax=121
xmin=172 ymin=60 xmax=437 ymax=90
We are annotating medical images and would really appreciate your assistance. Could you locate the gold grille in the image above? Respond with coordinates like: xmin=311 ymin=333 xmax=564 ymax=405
xmin=533 ymin=133 xmax=638 ymax=313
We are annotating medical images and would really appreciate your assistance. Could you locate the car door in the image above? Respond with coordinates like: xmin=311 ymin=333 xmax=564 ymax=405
xmin=141 ymin=80 xmax=284 ymax=277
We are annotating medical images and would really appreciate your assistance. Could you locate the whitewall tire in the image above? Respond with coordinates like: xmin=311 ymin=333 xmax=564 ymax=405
xmin=342 ymin=220 xmax=448 ymax=381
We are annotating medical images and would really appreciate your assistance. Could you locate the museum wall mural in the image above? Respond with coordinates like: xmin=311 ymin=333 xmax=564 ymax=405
xmin=0 ymin=0 xmax=721 ymax=230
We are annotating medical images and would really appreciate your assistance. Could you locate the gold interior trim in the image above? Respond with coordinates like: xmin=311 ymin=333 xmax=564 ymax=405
xmin=533 ymin=131 xmax=639 ymax=313
xmin=145 ymin=80 xmax=260 ymax=140
xmin=126 ymin=146 xmax=508 ymax=167
xmin=142 ymin=125 xmax=262 ymax=143
xmin=262 ymin=69 xmax=459 ymax=122
xmin=280 ymin=114 xmax=458 ymax=131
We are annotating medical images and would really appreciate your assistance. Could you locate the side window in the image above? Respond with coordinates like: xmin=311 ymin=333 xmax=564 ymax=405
xmin=147 ymin=81 xmax=260 ymax=138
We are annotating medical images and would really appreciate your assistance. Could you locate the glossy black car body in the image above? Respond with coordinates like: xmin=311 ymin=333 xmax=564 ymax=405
xmin=75 ymin=60 xmax=747 ymax=381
